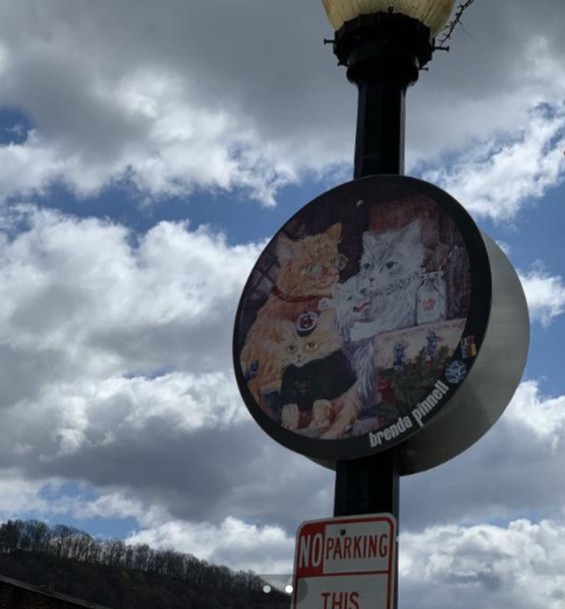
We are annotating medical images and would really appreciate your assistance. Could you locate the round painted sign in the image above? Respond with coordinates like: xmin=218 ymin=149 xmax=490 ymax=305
xmin=233 ymin=176 xmax=492 ymax=462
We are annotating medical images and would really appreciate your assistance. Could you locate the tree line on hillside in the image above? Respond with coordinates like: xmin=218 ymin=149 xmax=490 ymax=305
xmin=0 ymin=519 xmax=289 ymax=608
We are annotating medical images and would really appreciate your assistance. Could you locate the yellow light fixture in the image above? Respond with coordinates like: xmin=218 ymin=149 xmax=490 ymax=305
xmin=322 ymin=0 xmax=455 ymax=36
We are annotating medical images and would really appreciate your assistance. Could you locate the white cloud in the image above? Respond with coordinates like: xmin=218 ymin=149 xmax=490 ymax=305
xmin=519 ymin=266 xmax=565 ymax=326
xmin=505 ymin=380 xmax=565 ymax=450
xmin=126 ymin=518 xmax=294 ymax=574
xmin=0 ymin=205 xmax=335 ymax=529
xmin=400 ymin=519 xmax=565 ymax=609
xmin=0 ymin=475 xmax=173 ymax=535
xmin=0 ymin=1 xmax=335 ymax=205
xmin=1 ymin=372 xmax=248 ymax=463
xmin=0 ymin=377 xmax=564 ymax=591
xmin=422 ymin=104 xmax=565 ymax=222
xmin=67 ymin=489 xmax=172 ymax=531
xmin=0 ymin=203 xmax=564 ymax=558
xmin=0 ymin=1 xmax=563 ymax=207
xmin=0 ymin=6 xmax=565 ymax=597
xmin=0 ymin=205 xmax=260 ymax=378
xmin=0 ymin=471 xmax=60 ymax=519
xmin=401 ymin=379 xmax=565 ymax=532
xmin=0 ymin=204 xmax=263 ymax=482
xmin=0 ymin=69 xmax=310 ymax=206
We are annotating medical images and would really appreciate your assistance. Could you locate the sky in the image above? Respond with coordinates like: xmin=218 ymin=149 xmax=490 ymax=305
xmin=0 ymin=0 xmax=564 ymax=607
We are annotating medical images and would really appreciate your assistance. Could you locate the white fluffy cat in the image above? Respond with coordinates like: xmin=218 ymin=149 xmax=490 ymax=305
xmin=354 ymin=220 xmax=424 ymax=340
xmin=330 ymin=220 xmax=425 ymax=406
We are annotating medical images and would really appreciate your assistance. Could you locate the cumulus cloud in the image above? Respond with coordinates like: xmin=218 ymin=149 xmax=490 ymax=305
xmin=0 ymin=4 xmax=565 ymax=596
xmin=126 ymin=517 xmax=294 ymax=574
xmin=408 ymin=4 xmax=565 ymax=158
xmin=402 ymin=381 xmax=565 ymax=531
xmin=422 ymin=104 xmax=565 ymax=222
xmin=0 ymin=372 xmax=248 ymax=462
xmin=397 ymin=382 xmax=565 ymax=608
xmin=0 ymin=206 xmax=255 ymax=495
xmin=519 ymin=266 xmax=565 ymax=326
xmin=0 ymin=470 xmax=62 ymax=519
xmin=0 ymin=205 xmax=334 ymax=530
xmin=0 ymin=0 xmax=342 ymax=205
xmin=3 ymin=375 xmax=564 ymax=579
xmin=0 ymin=0 xmax=563 ymax=208
xmin=400 ymin=518 xmax=565 ymax=609
xmin=0 ymin=205 xmax=260 ymax=380
xmin=505 ymin=380 xmax=565 ymax=450
xmin=0 ymin=203 xmax=563 ymax=555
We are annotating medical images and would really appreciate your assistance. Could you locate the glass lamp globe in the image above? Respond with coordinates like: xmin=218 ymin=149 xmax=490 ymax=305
xmin=322 ymin=0 xmax=455 ymax=35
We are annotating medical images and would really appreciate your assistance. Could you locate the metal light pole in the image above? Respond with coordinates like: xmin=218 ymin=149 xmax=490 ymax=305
xmin=234 ymin=4 xmax=529 ymax=606
xmin=333 ymin=11 xmax=433 ymax=178
xmin=321 ymin=1 xmax=455 ymax=605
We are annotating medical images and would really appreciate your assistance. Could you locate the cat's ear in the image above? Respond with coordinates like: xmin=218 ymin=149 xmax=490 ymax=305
xmin=276 ymin=234 xmax=295 ymax=263
xmin=326 ymin=223 xmax=342 ymax=243
xmin=400 ymin=220 xmax=421 ymax=244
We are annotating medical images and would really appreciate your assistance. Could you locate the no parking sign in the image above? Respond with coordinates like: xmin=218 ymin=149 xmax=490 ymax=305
xmin=292 ymin=514 xmax=396 ymax=609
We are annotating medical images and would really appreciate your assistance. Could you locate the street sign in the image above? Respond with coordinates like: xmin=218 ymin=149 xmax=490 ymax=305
xmin=233 ymin=175 xmax=528 ymax=473
xmin=233 ymin=176 xmax=491 ymax=461
xmin=292 ymin=514 xmax=396 ymax=609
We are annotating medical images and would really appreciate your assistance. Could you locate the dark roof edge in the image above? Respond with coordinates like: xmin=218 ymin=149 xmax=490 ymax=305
xmin=0 ymin=573 xmax=114 ymax=609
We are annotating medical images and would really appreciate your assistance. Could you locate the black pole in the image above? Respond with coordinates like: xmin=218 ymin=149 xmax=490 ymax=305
xmin=353 ymin=75 xmax=406 ymax=177
xmin=330 ymin=12 xmax=435 ymax=608
xmin=332 ymin=11 xmax=433 ymax=180
xmin=334 ymin=450 xmax=399 ymax=516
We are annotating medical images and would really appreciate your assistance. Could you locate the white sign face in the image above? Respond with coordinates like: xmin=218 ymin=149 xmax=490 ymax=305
xmin=292 ymin=514 xmax=396 ymax=609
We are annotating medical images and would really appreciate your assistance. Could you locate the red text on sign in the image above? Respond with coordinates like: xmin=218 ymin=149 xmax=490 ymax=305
xmin=299 ymin=533 xmax=389 ymax=569
xmin=320 ymin=591 xmax=360 ymax=609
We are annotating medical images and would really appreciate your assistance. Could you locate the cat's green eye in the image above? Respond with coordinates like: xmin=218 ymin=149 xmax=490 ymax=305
xmin=300 ymin=254 xmax=347 ymax=277
xmin=305 ymin=341 xmax=317 ymax=351
xmin=287 ymin=344 xmax=298 ymax=353
xmin=383 ymin=261 xmax=398 ymax=271
xmin=300 ymin=263 xmax=323 ymax=277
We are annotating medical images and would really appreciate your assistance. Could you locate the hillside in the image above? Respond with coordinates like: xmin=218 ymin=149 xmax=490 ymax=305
xmin=0 ymin=520 xmax=290 ymax=609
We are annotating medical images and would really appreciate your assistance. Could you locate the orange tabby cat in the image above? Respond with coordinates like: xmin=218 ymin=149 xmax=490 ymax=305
xmin=268 ymin=310 xmax=361 ymax=439
xmin=241 ymin=223 xmax=344 ymax=410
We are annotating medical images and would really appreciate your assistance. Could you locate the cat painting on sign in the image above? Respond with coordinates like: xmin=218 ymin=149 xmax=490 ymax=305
xmin=330 ymin=220 xmax=425 ymax=406
xmin=355 ymin=220 xmax=424 ymax=339
xmin=240 ymin=223 xmax=345 ymax=411
xmin=273 ymin=311 xmax=360 ymax=439
xmin=327 ymin=275 xmax=378 ymax=404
